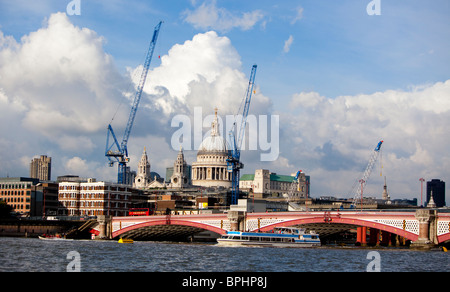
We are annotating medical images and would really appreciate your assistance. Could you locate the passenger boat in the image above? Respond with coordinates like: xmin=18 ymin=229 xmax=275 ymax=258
xmin=217 ymin=227 xmax=320 ymax=248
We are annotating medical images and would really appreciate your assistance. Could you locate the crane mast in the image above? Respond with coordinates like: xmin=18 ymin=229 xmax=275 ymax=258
xmin=350 ymin=140 xmax=383 ymax=208
xmin=227 ymin=64 xmax=257 ymax=205
xmin=105 ymin=21 xmax=163 ymax=185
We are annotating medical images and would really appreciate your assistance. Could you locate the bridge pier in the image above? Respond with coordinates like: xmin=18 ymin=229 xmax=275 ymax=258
xmin=410 ymin=209 xmax=437 ymax=250
xmin=228 ymin=211 xmax=246 ymax=231
xmin=96 ymin=215 xmax=112 ymax=240
xmin=380 ymin=230 xmax=393 ymax=246
xmin=356 ymin=227 xmax=367 ymax=246
xmin=368 ymin=228 xmax=380 ymax=246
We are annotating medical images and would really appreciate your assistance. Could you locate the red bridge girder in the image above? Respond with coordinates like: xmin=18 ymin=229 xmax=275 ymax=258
xmin=112 ymin=218 xmax=226 ymax=239
xmin=256 ymin=216 xmax=419 ymax=242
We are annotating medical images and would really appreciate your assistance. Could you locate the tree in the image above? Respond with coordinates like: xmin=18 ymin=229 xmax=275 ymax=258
xmin=0 ymin=200 xmax=13 ymax=218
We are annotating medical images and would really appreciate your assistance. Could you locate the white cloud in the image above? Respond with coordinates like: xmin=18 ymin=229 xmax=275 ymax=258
xmin=283 ymin=35 xmax=294 ymax=53
xmin=283 ymin=80 xmax=450 ymax=198
xmin=1 ymin=11 xmax=447 ymax=204
xmin=290 ymin=92 xmax=326 ymax=109
xmin=182 ymin=0 xmax=265 ymax=32
xmin=0 ymin=12 xmax=130 ymax=179
xmin=64 ymin=157 xmax=89 ymax=175
xmin=291 ymin=7 xmax=304 ymax=24
xmin=63 ymin=156 xmax=115 ymax=180
xmin=140 ymin=31 xmax=271 ymax=117
xmin=0 ymin=14 xmax=271 ymax=182
xmin=0 ymin=12 xmax=127 ymax=139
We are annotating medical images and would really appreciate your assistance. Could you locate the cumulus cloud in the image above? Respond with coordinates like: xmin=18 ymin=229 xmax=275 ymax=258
xmin=282 ymin=80 xmax=450 ymax=198
xmin=0 ymin=12 xmax=127 ymax=139
xmin=2 ymin=11 xmax=447 ymax=203
xmin=0 ymin=13 xmax=271 ymax=181
xmin=63 ymin=156 xmax=116 ymax=180
xmin=139 ymin=31 xmax=271 ymax=117
xmin=0 ymin=12 xmax=129 ymax=178
xmin=182 ymin=0 xmax=265 ymax=32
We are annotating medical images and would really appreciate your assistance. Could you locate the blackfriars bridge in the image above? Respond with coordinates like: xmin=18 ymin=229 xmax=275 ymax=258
xmin=91 ymin=209 xmax=450 ymax=249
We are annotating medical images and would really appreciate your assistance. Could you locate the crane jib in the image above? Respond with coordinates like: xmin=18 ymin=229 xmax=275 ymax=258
xmin=105 ymin=21 xmax=163 ymax=185
xmin=374 ymin=140 xmax=383 ymax=152
xmin=228 ymin=64 xmax=257 ymax=205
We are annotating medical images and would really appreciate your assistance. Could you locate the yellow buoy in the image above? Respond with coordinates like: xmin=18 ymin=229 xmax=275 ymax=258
xmin=118 ymin=238 xmax=134 ymax=244
xmin=442 ymin=246 xmax=448 ymax=252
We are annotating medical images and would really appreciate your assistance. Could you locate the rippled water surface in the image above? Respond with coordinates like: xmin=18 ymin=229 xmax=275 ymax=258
xmin=0 ymin=237 xmax=448 ymax=272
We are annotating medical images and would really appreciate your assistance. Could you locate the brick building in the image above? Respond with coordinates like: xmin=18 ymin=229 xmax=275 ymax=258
xmin=0 ymin=177 xmax=58 ymax=217
xmin=58 ymin=179 xmax=137 ymax=217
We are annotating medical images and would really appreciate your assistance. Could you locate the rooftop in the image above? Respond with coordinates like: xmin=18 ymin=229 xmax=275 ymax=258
xmin=240 ymin=173 xmax=295 ymax=183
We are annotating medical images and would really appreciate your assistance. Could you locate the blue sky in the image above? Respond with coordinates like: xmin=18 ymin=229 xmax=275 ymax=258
xmin=0 ymin=0 xmax=449 ymax=203
xmin=3 ymin=1 xmax=448 ymax=99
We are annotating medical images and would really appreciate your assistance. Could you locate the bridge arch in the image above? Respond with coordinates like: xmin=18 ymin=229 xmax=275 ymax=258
xmin=257 ymin=216 xmax=419 ymax=242
xmin=438 ymin=233 xmax=450 ymax=244
xmin=112 ymin=219 xmax=226 ymax=239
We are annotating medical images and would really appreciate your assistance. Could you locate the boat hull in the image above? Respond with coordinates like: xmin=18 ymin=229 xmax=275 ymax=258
xmin=38 ymin=236 xmax=72 ymax=241
xmin=216 ymin=239 xmax=320 ymax=248
xmin=216 ymin=227 xmax=321 ymax=248
xmin=118 ymin=238 xmax=134 ymax=244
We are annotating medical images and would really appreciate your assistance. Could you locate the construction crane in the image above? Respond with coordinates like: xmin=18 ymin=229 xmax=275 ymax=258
xmin=285 ymin=170 xmax=302 ymax=202
xmin=227 ymin=64 xmax=257 ymax=205
xmin=285 ymin=170 xmax=313 ymax=211
xmin=105 ymin=21 xmax=163 ymax=185
xmin=350 ymin=140 xmax=384 ymax=208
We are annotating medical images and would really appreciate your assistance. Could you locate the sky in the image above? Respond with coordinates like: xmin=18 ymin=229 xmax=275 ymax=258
xmin=0 ymin=0 xmax=449 ymax=204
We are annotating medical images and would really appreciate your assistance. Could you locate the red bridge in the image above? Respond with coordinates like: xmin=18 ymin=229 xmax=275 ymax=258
xmin=92 ymin=209 xmax=450 ymax=249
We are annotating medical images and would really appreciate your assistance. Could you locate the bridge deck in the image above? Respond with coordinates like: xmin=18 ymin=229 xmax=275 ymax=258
xmin=91 ymin=210 xmax=450 ymax=243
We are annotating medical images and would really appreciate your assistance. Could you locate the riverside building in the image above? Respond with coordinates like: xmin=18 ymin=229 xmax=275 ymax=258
xmin=0 ymin=177 xmax=59 ymax=217
xmin=240 ymin=169 xmax=310 ymax=200
xmin=58 ymin=179 xmax=135 ymax=216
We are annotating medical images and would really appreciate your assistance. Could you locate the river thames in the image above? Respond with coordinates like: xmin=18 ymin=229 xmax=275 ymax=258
xmin=0 ymin=237 xmax=448 ymax=272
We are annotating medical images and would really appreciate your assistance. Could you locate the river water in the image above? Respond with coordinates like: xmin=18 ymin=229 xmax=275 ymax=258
xmin=0 ymin=237 xmax=448 ymax=272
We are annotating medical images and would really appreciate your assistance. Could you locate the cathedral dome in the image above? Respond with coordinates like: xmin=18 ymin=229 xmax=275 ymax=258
xmin=192 ymin=107 xmax=232 ymax=188
xmin=199 ymin=135 xmax=229 ymax=153
xmin=197 ymin=107 xmax=229 ymax=154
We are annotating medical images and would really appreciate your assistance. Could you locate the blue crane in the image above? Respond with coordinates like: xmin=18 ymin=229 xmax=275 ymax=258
xmin=286 ymin=170 xmax=302 ymax=201
xmin=349 ymin=140 xmax=384 ymax=208
xmin=105 ymin=21 xmax=163 ymax=184
xmin=227 ymin=64 xmax=257 ymax=205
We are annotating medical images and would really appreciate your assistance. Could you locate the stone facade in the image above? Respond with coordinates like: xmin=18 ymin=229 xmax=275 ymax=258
xmin=169 ymin=148 xmax=191 ymax=189
xmin=134 ymin=148 xmax=152 ymax=189
xmin=30 ymin=155 xmax=51 ymax=181
xmin=191 ymin=108 xmax=232 ymax=188
xmin=240 ymin=169 xmax=309 ymax=200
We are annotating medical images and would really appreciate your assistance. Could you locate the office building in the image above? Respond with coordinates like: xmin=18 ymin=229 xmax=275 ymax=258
xmin=30 ymin=155 xmax=52 ymax=181
xmin=0 ymin=177 xmax=58 ymax=217
xmin=58 ymin=179 xmax=137 ymax=216
xmin=426 ymin=179 xmax=446 ymax=207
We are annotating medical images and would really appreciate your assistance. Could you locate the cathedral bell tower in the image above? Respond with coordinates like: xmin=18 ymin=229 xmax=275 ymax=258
xmin=134 ymin=147 xmax=151 ymax=189
xmin=171 ymin=147 xmax=190 ymax=188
